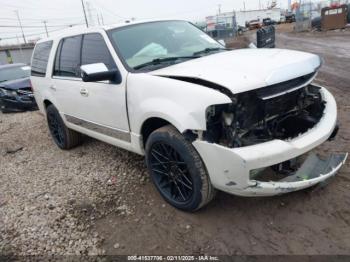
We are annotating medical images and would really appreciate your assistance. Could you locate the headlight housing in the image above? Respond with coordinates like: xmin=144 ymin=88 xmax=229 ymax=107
xmin=0 ymin=88 xmax=17 ymax=97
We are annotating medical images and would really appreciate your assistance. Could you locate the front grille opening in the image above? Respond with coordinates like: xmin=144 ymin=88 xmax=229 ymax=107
xmin=256 ymin=72 xmax=316 ymax=99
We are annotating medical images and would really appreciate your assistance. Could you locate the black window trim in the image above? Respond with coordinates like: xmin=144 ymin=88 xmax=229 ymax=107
xmin=51 ymin=32 xmax=120 ymax=84
xmin=52 ymin=35 xmax=82 ymax=78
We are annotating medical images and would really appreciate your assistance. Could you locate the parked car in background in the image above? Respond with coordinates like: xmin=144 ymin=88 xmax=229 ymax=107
xmin=31 ymin=20 xmax=347 ymax=211
xmin=0 ymin=63 xmax=37 ymax=113
xmin=237 ymin=25 xmax=248 ymax=35
xmin=311 ymin=16 xmax=322 ymax=30
xmin=246 ymin=19 xmax=262 ymax=30
xmin=279 ymin=14 xmax=286 ymax=23
xmin=263 ymin=18 xmax=276 ymax=26
xmin=285 ymin=13 xmax=296 ymax=23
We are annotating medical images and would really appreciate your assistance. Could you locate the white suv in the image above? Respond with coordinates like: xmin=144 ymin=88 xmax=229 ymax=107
xmin=31 ymin=20 xmax=347 ymax=211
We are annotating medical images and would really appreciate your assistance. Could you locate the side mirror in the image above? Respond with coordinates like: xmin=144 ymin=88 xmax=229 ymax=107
xmin=80 ymin=63 xmax=122 ymax=83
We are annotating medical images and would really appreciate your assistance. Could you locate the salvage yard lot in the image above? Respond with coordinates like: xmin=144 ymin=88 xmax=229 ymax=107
xmin=1 ymin=26 xmax=350 ymax=256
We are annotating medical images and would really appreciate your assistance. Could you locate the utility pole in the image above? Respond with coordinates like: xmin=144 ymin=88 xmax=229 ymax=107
xmin=14 ymin=10 xmax=26 ymax=44
xmin=96 ymin=13 xmax=101 ymax=25
xmin=218 ymin=4 xmax=221 ymax=14
xmin=243 ymin=1 xmax=246 ymax=11
xmin=81 ymin=0 xmax=89 ymax=27
xmin=100 ymin=13 xmax=104 ymax=25
xmin=43 ymin=20 xmax=49 ymax=37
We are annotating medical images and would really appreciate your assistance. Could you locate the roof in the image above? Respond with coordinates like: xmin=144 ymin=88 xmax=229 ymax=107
xmin=0 ymin=63 xmax=26 ymax=70
xmin=36 ymin=19 xmax=186 ymax=44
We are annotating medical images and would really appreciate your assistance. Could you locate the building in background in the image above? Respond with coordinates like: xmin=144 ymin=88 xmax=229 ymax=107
xmin=206 ymin=8 xmax=282 ymax=30
xmin=0 ymin=44 xmax=34 ymax=65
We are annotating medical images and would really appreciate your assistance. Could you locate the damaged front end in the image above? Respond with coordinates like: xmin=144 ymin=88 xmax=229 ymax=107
xmin=205 ymin=80 xmax=328 ymax=148
xmin=191 ymin=77 xmax=347 ymax=196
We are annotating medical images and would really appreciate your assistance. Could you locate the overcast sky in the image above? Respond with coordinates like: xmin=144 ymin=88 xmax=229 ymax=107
xmin=0 ymin=0 xmax=292 ymax=44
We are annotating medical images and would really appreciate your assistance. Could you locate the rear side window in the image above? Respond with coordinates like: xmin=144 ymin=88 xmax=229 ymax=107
xmin=31 ymin=41 xmax=53 ymax=77
xmin=53 ymin=35 xmax=82 ymax=77
xmin=81 ymin=33 xmax=116 ymax=69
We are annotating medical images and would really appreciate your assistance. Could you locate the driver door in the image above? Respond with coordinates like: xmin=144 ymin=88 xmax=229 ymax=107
xmin=52 ymin=33 xmax=130 ymax=141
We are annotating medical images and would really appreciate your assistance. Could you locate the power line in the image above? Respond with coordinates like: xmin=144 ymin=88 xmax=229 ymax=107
xmin=0 ymin=24 xmax=83 ymax=28
xmin=92 ymin=0 xmax=125 ymax=19
xmin=0 ymin=25 xmax=78 ymax=40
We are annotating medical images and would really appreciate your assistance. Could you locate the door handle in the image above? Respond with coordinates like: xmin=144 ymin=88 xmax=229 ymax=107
xmin=80 ymin=88 xmax=89 ymax=97
xmin=49 ymin=85 xmax=56 ymax=91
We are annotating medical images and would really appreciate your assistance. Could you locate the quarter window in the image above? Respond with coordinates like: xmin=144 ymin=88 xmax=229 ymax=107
xmin=31 ymin=41 xmax=53 ymax=77
xmin=81 ymin=33 xmax=116 ymax=69
xmin=53 ymin=35 xmax=82 ymax=77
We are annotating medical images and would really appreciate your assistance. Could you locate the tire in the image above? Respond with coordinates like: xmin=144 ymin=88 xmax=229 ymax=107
xmin=46 ymin=104 xmax=83 ymax=150
xmin=145 ymin=125 xmax=216 ymax=211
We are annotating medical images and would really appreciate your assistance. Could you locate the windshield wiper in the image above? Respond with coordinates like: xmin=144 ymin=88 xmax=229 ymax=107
xmin=133 ymin=56 xmax=199 ymax=70
xmin=193 ymin=47 xmax=229 ymax=56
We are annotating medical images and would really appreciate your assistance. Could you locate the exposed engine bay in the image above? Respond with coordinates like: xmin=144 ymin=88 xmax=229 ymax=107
xmin=205 ymin=83 xmax=325 ymax=148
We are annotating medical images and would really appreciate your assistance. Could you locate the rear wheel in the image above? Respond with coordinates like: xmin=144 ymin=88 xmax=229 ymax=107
xmin=46 ymin=104 xmax=83 ymax=150
xmin=145 ymin=125 xmax=216 ymax=211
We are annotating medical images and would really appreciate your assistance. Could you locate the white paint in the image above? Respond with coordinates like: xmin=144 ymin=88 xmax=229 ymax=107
xmin=80 ymin=63 xmax=108 ymax=74
xmin=31 ymin=20 xmax=345 ymax=198
xmin=152 ymin=48 xmax=321 ymax=94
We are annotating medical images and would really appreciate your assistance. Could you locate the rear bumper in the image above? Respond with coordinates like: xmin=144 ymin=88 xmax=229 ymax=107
xmin=193 ymin=86 xmax=347 ymax=196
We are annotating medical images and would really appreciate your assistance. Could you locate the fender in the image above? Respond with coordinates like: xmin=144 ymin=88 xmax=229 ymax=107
xmin=127 ymin=73 xmax=232 ymax=134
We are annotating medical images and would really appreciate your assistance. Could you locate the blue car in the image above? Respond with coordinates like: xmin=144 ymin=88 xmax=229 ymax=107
xmin=0 ymin=63 xmax=38 ymax=113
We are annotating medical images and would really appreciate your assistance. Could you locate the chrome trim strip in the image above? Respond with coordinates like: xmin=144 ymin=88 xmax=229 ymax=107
xmin=64 ymin=114 xmax=131 ymax=142
xmin=261 ymin=72 xmax=317 ymax=100
xmin=52 ymin=76 xmax=82 ymax=81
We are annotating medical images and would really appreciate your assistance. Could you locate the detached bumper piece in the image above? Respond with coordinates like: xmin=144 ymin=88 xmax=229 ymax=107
xmin=0 ymin=90 xmax=38 ymax=113
xmin=279 ymin=153 xmax=347 ymax=183
xmin=249 ymin=153 xmax=348 ymax=195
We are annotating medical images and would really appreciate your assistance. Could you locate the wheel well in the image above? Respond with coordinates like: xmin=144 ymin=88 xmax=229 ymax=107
xmin=141 ymin=117 xmax=171 ymax=147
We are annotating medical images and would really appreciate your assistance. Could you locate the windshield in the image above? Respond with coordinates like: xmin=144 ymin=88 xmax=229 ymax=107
xmin=108 ymin=21 xmax=224 ymax=71
xmin=0 ymin=65 xmax=30 ymax=83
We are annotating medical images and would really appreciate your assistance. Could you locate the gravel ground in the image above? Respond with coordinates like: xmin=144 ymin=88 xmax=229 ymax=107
xmin=0 ymin=25 xmax=349 ymax=256
xmin=0 ymin=111 xmax=148 ymax=255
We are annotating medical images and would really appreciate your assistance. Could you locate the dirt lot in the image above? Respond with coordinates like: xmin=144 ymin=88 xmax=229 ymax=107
xmin=1 ymin=25 xmax=350 ymax=256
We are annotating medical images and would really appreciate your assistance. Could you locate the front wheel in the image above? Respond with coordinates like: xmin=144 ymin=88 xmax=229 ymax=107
xmin=145 ymin=125 xmax=216 ymax=211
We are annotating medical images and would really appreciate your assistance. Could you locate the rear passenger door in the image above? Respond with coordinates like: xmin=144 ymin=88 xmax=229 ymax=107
xmin=52 ymin=33 xmax=130 ymax=140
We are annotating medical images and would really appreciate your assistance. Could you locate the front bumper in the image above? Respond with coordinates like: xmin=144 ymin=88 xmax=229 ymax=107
xmin=193 ymin=86 xmax=348 ymax=196
xmin=0 ymin=94 xmax=38 ymax=112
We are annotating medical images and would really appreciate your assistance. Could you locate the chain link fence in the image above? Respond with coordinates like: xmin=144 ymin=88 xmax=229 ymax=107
xmin=294 ymin=0 xmax=350 ymax=32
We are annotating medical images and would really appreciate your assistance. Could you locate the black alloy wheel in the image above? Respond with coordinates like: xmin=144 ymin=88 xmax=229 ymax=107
xmin=149 ymin=142 xmax=194 ymax=203
xmin=145 ymin=125 xmax=216 ymax=211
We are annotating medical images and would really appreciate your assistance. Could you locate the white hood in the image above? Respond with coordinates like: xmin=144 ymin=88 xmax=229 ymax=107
xmin=151 ymin=48 xmax=321 ymax=94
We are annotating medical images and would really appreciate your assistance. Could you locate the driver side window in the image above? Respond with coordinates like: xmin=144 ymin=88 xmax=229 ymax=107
xmin=81 ymin=33 xmax=116 ymax=70
xmin=53 ymin=33 xmax=116 ymax=78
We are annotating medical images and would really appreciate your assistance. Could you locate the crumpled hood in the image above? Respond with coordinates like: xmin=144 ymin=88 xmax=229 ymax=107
xmin=0 ymin=77 xmax=31 ymax=90
xmin=151 ymin=49 xmax=321 ymax=94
